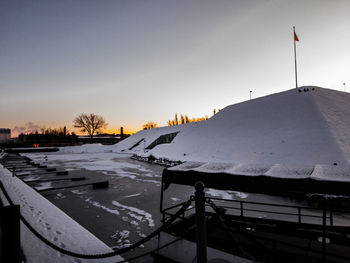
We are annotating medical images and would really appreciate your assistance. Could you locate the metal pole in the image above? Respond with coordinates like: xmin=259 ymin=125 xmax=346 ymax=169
xmin=2 ymin=205 xmax=21 ymax=263
xmin=250 ymin=91 xmax=252 ymax=100
xmin=293 ymin=26 xmax=298 ymax=89
xmin=322 ymin=205 xmax=327 ymax=263
xmin=195 ymin=181 xmax=207 ymax=263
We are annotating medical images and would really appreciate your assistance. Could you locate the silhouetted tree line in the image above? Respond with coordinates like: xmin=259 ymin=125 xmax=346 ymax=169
xmin=18 ymin=127 xmax=78 ymax=145
xmin=143 ymin=122 xmax=158 ymax=130
xmin=167 ymin=113 xmax=209 ymax=126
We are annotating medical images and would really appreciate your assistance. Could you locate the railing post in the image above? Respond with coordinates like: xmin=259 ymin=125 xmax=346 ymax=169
xmin=1 ymin=205 xmax=21 ymax=263
xmin=322 ymin=205 xmax=327 ymax=263
xmin=195 ymin=181 xmax=207 ymax=263
xmin=298 ymin=207 xmax=301 ymax=223
xmin=240 ymin=201 xmax=244 ymax=217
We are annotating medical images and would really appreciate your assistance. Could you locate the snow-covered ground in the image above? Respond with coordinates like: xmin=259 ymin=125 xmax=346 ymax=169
xmin=114 ymin=87 xmax=350 ymax=165
xmin=57 ymin=86 xmax=350 ymax=181
xmin=3 ymin=86 xmax=350 ymax=261
xmin=15 ymin=151 xmax=170 ymax=262
xmin=0 ymin=164 xmax=124 ymax=263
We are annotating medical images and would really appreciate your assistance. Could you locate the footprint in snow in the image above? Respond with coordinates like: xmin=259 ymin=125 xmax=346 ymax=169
xmin=56 ymin=230 xmax=62 ymax=235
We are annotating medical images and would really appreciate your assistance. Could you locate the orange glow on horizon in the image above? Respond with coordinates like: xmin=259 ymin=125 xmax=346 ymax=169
xmin=71 ymin=127 xmax=142 ymax=136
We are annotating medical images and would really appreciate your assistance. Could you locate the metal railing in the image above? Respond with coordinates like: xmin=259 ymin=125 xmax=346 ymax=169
xmin=161 ymin=196 xmax=350 ymax=228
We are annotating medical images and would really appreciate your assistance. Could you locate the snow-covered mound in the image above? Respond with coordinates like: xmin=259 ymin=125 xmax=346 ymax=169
xmin=115 ymin=86 xmax=350 ymax=166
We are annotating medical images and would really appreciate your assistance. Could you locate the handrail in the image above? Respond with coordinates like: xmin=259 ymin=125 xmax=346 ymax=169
xmin=208 ymin=196 xmax=349 ymax=213
xmin=161 ymin=196 xmax=350 ymax=227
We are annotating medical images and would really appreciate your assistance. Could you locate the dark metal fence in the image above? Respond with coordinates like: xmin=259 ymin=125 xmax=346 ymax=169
xmin=161 ymin=195 xmax=350 ymax=228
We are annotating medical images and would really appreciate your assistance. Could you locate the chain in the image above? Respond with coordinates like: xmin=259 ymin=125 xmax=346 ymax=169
xmin=0 ymin=181 xmax=192 ymax=260
xmin=205 ymin=197 xmax=226 ymax=216
xmin=204 ymin=196 xmax=257 ymax=262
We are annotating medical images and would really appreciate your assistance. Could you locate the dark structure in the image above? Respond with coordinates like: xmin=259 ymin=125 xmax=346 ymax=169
xmin=0 ymin=128 xmax=11 ymax=142
xmin=153 ymin=166 xmax=350 ymax=262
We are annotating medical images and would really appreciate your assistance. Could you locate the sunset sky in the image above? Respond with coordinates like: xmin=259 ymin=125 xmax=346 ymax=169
xmin=1 ymin=0 xmax=350 ymax=136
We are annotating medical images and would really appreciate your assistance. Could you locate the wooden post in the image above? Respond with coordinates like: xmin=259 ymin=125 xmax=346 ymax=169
xmin=195 ymin=182 xmax=207 ymax=263
xmin=1 ymin=205 xmax=21 ymax=263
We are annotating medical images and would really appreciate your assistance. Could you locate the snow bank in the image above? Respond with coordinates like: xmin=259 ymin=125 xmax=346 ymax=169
xmin=115 ymin=87 xmax=350 ymax=167
xmin=0 ymin=163 xmax=123 ymax=263
xmin=32 ymin=86 xmax=350 ymax=182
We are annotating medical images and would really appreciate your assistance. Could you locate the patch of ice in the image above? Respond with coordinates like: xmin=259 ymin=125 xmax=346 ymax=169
xmin=85 ymin=198 xmax=120 ymax=216
xmin=135 ymin=179 xmax=160 ymax=185
xmin=35 ymin=182 xmax=52 ymax=191
xmin=123 ymin=193 xmax=141 ymax=199
xmin=206 ymin=189 xmax=233 ymax=200
xmin=227 ymin=191 xmax=248 ymax=199
xmin=71 ymin=189 xmax=87 ymax=195
xmin=55 ymin=193 xmax=66 ymax=199
xmin=111 ymin=230 xmax=131 ymax=249
xmin=128 ymin=213 xmax=143 ymax=221
xmin=137 ymin=231 xmax=146 ymax=238
xmin=112 ymin=201 xmax=155 ymax=227
xmin=23 ymin=176 xmax=40 ymax=182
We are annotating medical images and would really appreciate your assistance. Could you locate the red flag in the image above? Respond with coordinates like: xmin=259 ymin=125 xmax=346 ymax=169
xmin=294 ymin=32 xmax=299 ymax=41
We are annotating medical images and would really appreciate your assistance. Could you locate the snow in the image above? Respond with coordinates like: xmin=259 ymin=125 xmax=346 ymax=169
xmin=22 ymin=152 xmax=153 ymax=180
xmin=34 ymin=181 xmax=53 ymax=191
xmin=112 ymin=201 xmax=155 ymax=227
xmin=19 ymin=86 xmax=350 ymax=181
xmin=115 ymin=87 xmax=347 ymax=164
xmin=84 ymin=198 xmax=120 ymax=216
xmin=0 ymin=164 xmax=124 ymax=262
xmin=123 ymin=193 xmax=141 ymax=198
xmin=111 ymin=230 xmax=131 ymax=249
xmin=111 ymin=87 xmax=350 ymax=181
xmin=206 ymin=189 xmax=248 ymax=200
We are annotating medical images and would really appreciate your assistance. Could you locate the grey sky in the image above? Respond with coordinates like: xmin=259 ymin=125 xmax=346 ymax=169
xmin=1 ymin=0 xmax=350 ymax=134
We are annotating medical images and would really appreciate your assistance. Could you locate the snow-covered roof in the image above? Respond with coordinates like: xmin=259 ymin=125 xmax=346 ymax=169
xmin=163 ymin=161 xmax=350 ymax=195
xmin=112 ymin=86 xmax=350 ymax=187
xmin=116 ymin=86 xmax=350 ymax=166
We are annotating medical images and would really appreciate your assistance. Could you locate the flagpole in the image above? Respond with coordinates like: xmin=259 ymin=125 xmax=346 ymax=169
xmin=293 ymin=26 xmax=298 ymax=89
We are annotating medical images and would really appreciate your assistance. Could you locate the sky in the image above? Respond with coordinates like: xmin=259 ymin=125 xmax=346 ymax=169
xmin=1 ymin=0 xmax=350 ymax=136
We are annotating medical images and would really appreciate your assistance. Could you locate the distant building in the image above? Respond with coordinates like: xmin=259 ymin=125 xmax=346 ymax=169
xmin=0 ymin=128 xmax=11 ymax=142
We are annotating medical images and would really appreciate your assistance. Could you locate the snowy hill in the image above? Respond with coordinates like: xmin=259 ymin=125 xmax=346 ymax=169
xmin=114 ymin=86 xmax=350 ymax=167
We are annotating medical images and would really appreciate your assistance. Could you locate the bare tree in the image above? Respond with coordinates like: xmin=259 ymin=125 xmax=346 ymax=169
xmin=73 ymin=113 xmax=107 ymax=142
xmin=143 ymin=121 xmax=157 ymax=130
